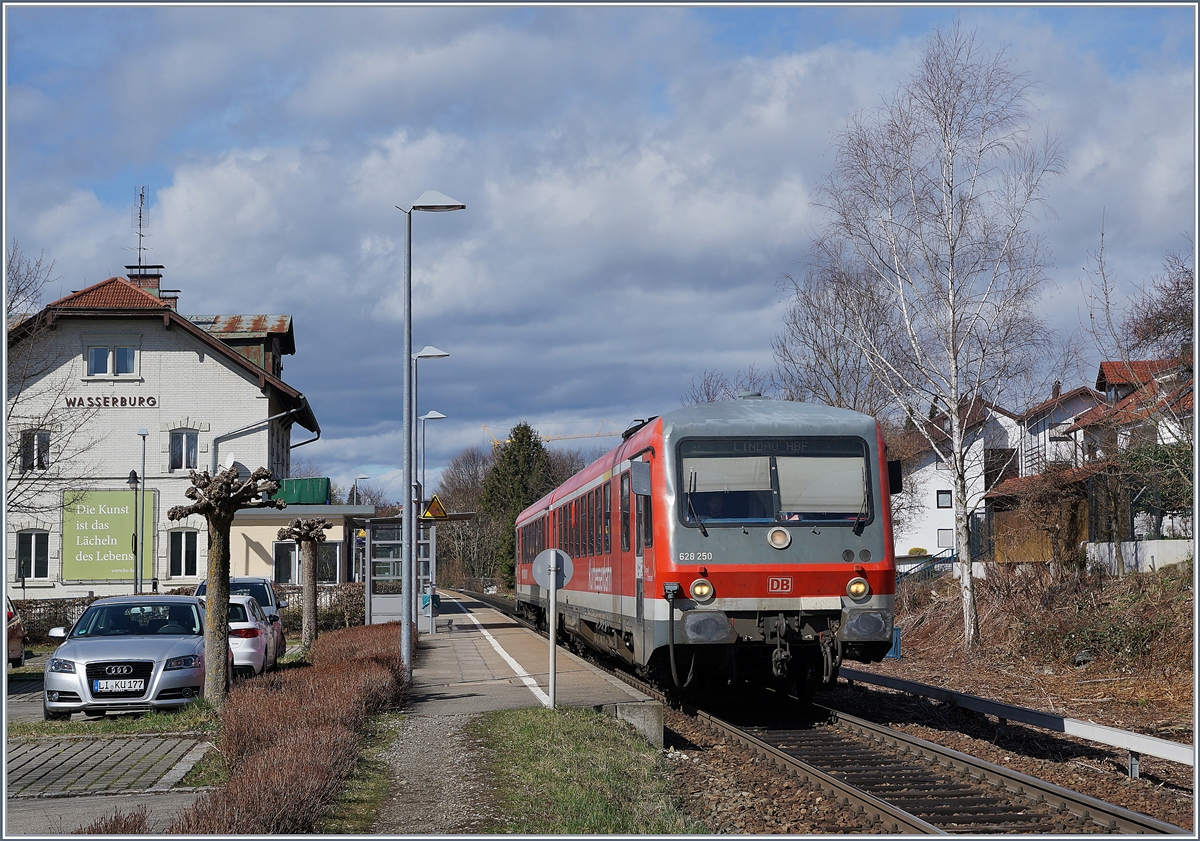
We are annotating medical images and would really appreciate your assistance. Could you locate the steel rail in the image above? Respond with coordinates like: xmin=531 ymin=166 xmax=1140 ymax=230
xmin=839 ymin=666 xmax=1193 ymax=771
xmin=819 ymin=706 xmax=1189 ymax=835
xmin=456 ymin=592 xmax=1187 ymax=835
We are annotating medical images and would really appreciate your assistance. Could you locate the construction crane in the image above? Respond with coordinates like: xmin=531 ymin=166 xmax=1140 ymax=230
xmin=482 ymin=421 xmax=620 ymax=450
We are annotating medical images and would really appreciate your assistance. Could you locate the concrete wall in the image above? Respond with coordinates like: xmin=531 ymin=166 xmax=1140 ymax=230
xmin=1086 ymin=540 xmax=1193 ymax=575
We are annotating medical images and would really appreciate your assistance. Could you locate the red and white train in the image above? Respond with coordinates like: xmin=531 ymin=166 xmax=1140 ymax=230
xmin=514 ymin=396 xmax=901 ymax=698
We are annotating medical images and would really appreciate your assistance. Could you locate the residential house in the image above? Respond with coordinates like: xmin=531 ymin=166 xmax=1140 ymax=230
xmin=7 ymin=268 xmax=320 ymax=598
xmin=897 ymin=398 xmax=1020 ymax=572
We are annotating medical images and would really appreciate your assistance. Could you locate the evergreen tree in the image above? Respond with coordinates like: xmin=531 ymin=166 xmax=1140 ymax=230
xmin=480 ymin=422 xmax=553 ymax=588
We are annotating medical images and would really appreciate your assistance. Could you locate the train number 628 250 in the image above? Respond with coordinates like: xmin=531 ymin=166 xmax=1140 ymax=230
xmin=677 ymin=552 xmax=714 ymax=562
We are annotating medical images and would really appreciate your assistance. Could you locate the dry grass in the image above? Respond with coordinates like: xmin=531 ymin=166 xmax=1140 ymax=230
xmin=74 ymin=805 xmax=149 ymax=834
xmin=900 ymin=560 xmax=1192 ymax=675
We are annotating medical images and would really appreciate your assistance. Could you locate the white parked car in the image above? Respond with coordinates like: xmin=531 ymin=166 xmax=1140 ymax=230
xmin=195 ymin=577 xmax=287 ymax=655
xmin=227 ymin=595 xmax=278 ymax=678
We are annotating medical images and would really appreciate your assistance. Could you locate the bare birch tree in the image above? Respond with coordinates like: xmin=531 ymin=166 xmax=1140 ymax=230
xmin=812 ymin=23 xmax=1063 ymax=648
xmin=6 ymin=241 xmax=101 ymax=520
xmin=277 ymin=517 xmax=332 ymax=650
xmin=168 ymin=467 xmax=285 ymax=704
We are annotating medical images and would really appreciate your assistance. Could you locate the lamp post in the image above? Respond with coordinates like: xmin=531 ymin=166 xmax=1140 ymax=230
xmin=419 ymin=411 xmax=447 ymax=496
xmin=411 ymin=346 xmax=449 ymax=623
xmin=352 ymin=475 xmax=370 ymax=506
xmin=137 ymin=429 xmax=148 ymax=594
xmin=395 ymin=191 xmax=464 ymax=684
xmin=126 ymin=470 xmax=139 ymax=595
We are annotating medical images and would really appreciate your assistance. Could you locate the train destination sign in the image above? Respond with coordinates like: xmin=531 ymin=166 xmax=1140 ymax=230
xmin=62 ymin=489 xmax=156 ymax=581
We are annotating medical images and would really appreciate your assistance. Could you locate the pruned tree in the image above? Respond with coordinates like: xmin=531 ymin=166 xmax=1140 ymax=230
xmin=277 ymin=517 xmax=332 ymax=650
xmin=811 ymin=22 xmax=1063 ymax=648
xmin=168 ymin=466 xmax=285 ymax=704
xmin=480 ymin=422 xmax=554 ymax=588
xmin=6 ymin=240 xmax=101 ymax=520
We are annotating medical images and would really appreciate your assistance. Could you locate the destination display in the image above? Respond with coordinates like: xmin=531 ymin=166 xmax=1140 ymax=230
xmin=62 ymin=489 xmax=156 ymax=581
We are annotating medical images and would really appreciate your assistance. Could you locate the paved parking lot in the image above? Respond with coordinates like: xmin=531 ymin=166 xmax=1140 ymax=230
xmin=5 ymin=666 xmax=211 ymax=835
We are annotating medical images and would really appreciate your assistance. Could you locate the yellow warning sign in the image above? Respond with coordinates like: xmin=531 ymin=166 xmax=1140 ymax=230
xmin=421 ymin=494 xmax=449 ymax=520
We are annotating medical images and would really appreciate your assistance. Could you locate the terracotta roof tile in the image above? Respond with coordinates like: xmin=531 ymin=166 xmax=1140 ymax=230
xmin=49 ymin=277 xmax=171 ymax=310
xmin=985 ymin=462 xmax=1103 ymax=498
xmin=1018 ymin=386 xmax=1103 ymax=422
xmin=1096 ymin=360 xmax=1176 ymax=390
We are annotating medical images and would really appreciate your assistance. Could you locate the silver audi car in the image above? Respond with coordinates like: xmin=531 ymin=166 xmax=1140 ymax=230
xmin=43 ymin=595 xmax=230 ymax=720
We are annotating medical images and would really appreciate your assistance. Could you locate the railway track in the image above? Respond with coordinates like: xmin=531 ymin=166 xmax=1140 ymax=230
xmin=457 ymin=590 xmax=1187 ymax=835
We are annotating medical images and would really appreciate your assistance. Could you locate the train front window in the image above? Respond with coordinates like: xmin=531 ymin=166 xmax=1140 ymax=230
xmin=679 ymin=437 xmax=871 ymax=527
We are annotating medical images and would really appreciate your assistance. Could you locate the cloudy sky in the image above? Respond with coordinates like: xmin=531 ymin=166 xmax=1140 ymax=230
xmin=5 ymin=5 xmax=1195 ymax=502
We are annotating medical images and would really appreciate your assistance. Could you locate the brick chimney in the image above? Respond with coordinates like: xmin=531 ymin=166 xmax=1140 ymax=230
xmin=125 ymin=265 xmax=178 ymax=310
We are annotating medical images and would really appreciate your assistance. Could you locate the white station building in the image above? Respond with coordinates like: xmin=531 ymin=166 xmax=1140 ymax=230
xmin=6 ymin=267 xmax=320 ymax=599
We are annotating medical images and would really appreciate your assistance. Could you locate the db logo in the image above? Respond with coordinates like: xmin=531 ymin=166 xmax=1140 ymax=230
xmin=767 ymin=576 xmax=792 ymax=594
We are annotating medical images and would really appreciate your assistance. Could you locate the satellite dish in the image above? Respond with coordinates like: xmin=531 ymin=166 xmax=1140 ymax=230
xmin=224 ymin=453 xmax=236 ymax=469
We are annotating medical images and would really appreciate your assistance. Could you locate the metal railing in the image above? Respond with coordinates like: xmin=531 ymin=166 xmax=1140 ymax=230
xmin=896 ymin=548 xmax=954 ymax=586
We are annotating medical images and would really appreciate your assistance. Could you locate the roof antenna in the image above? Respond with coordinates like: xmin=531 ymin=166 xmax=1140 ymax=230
xmin=125 ymin=185 xmax=151 ymax=271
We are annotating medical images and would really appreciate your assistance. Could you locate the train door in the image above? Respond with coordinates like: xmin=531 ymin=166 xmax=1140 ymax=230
xmin=631 ymin=461 xmax=652 ymax=634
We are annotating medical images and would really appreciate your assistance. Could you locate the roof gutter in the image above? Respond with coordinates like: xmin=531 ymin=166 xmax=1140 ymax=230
xmin=212 ymin=402 xmax=312 ymax=474
xmin=289 ymin=395 xmax=321 ymax=451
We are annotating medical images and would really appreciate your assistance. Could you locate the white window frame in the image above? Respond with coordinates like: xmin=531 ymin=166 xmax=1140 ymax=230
xmin=20 ymin=429 xmax=50 ymax=472
xmin=169 ymin=530 xmax=199 ymax=578
xmin=17 ymin=531 xmax=50 ymax=580
xmin=937 ymin=529 xmax=955 ymax=549
xmin=169 ymin=430 xmax=199 ymax=472
xmin=81 ymin=333 xmax=142 ymax=380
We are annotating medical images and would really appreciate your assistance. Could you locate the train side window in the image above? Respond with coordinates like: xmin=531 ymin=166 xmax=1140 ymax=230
xmin=620 ymin=472 xmax=631 ymax=552
xmin=588 ymin=490 xmax=596 ymax=556
xmin=641 ymin=493 xmax=654 ymax=549
xmin=604 ymin=482 xmax=612 ymax=554
xmin=591 ymin=490 xmax=599 ymax=556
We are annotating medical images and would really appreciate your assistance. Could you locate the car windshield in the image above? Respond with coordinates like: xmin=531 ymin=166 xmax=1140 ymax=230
xmin=197 ymin=581 xmax=272 ymax=607
xmin=680 ymin=436 xmax=871 ymax=526
xmin=72 ymin=603 xmax=202 ymax=637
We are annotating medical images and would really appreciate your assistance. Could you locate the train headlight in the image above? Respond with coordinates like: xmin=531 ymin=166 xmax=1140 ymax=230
xmin=846 ymin=577 xmax=870 ymax=599
xmin=767 ymin=527 xmax=791 ymax=550
xmin=689 ymin=578 xmax=715 ymax=604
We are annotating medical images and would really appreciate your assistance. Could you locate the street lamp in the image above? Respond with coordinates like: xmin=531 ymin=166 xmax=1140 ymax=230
xmin=395 ymin=190 xmax=464 ymax=684
xmin=352 ymin=475 xmax=370 ymax=505
xmin=126 ymin=470 xmax=139 ymax=595
xmin=419 ymin=411 xmax=447 ymax=496
xmin=413 ymin=346 xmax=449 ymax=504
xmin=138 ymin=429 xmax=148 ymax=594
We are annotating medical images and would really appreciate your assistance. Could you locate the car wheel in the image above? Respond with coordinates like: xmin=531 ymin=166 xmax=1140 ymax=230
xmin=43 ymin=701 xmax=70 ymax=721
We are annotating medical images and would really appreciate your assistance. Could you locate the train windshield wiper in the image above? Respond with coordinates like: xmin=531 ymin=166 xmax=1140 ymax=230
xmin=687 ymin=471 xmax=709 ymax=538
xmin=852 ymin=471 xmax=869 ymax=536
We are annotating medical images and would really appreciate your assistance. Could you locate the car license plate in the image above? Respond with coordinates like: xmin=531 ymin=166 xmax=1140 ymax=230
xmin=93 ymin=678 xmax=144 ymax=693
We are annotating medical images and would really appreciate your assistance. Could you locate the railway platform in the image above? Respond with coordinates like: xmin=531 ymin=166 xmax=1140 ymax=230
xmin=411 ymin=591 xmax=662 ymax=745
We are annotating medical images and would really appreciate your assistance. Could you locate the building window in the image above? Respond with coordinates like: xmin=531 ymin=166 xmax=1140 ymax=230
xmin=937 ymin=529 xmax=954 ymax=549
xmin=274 ymin=542 xmax=340 ymax=584
xmin=170 ymin=430 xmax=198 ymax=471
xmin=17 ymin=531 xmax=49 ymax=580
xmin=20 ymin=430 xmax=50 ymax=472
xmin=85 ymin=344 xmax=139 ymax=377
xmin=936 ymin=490 xmax=952 ymax=509
xmin=114 ymin=346 xmax=137 ymax=375
xmin=87 ymin=346 xmax=109 ymax=375
xmin=169 ymin=531 xmax=198 ymax=577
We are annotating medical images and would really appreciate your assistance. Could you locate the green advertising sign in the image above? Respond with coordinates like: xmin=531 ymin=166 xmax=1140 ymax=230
xmin=62 ymin=489 xmax=156 ymax=582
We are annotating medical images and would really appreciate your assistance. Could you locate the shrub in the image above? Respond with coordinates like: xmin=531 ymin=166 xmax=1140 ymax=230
xmin=127 ymin=622 xmax=408 ymax=835
xmin=74 ymin=805 xmax=149 ymax=834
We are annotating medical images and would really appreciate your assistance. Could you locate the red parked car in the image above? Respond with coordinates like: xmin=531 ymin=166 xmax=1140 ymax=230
xmin=8 ymin=596 xmax=28 ymax=668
